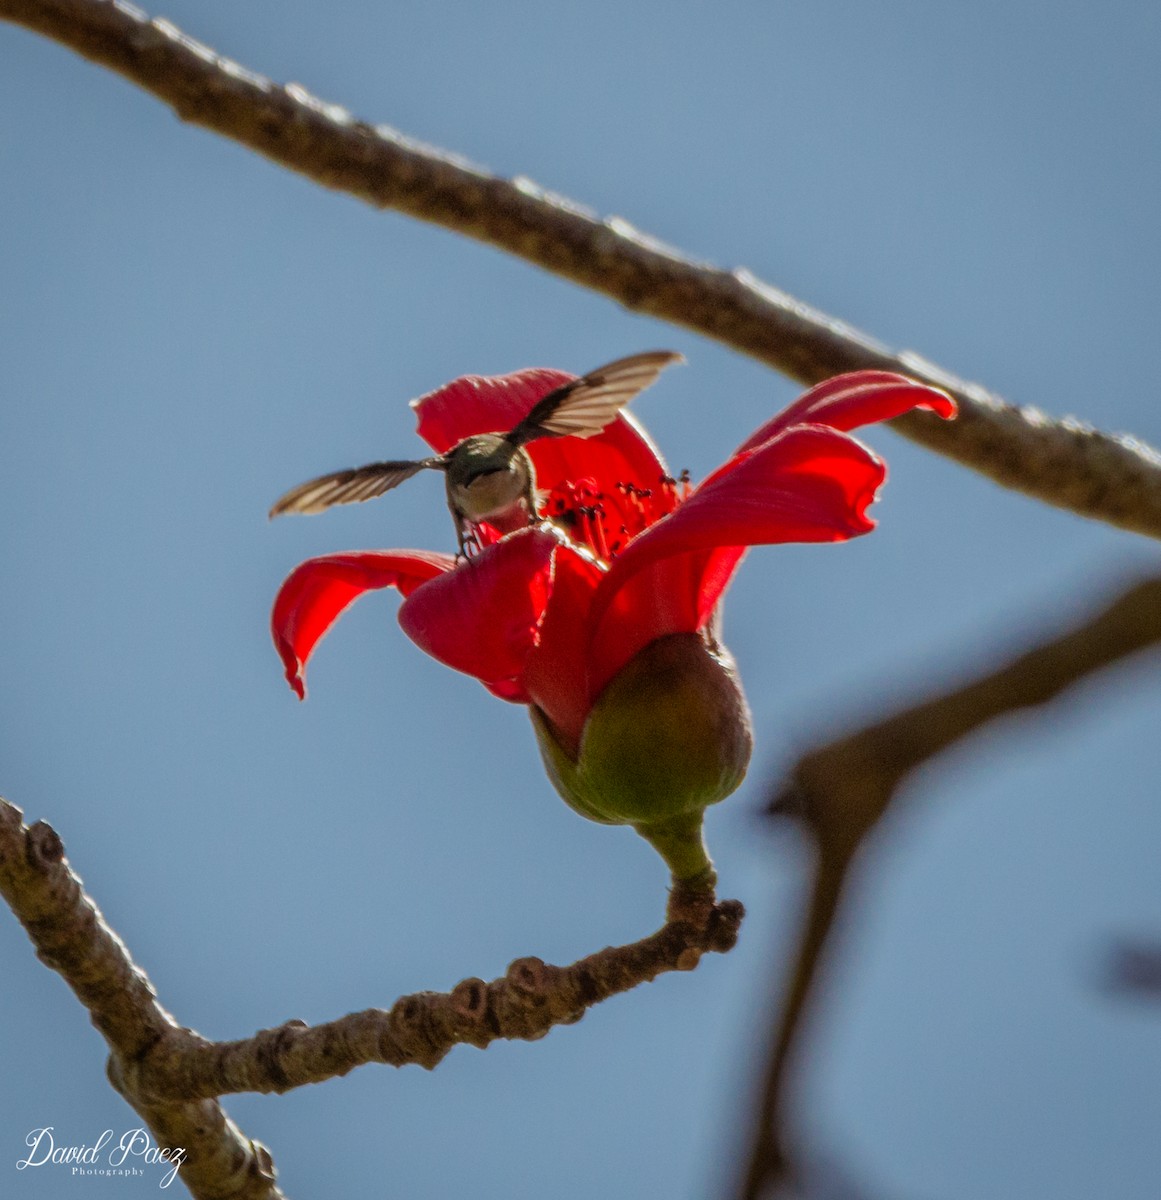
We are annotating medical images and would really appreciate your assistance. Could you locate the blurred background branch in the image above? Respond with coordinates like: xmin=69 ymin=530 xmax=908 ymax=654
xmin=4 ymin=0 xmax=1161 ymax=539
xmin=1102 ymin=940 xmax=1161 ymax=1001
xmin=738 ymin=575 xmax=1161 ymax=1199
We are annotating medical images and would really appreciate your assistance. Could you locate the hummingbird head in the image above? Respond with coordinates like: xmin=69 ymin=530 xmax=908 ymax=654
xmin=444 ymin=434 xmax=535 ymax=524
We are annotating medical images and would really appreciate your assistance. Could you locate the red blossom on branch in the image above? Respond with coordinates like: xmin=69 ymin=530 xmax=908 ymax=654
xmin=271 ymin=365 xmax=953 ymax=879
xmin=273 ymin=369 xmax=952 ymax=728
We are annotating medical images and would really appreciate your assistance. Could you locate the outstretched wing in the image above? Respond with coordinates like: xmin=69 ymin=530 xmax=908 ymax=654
xmin=506 ymin=350 xmax=684 ymax=447
xmin=269 ymin=458 xmax=442 ymax=518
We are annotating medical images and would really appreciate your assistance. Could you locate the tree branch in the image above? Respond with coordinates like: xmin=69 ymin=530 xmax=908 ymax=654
xmin=124 ymin=886 xmax=742 ymax=1103
xmin=0 ymin=795 xmax=741 ymax=1192
xmin=4 ymin=0 xmax=1161 ymax=539
xmin=0 ymin=799 xmax=282 ymax=1200
xmin=736 ymin=575 xmax=1161 ymax=1199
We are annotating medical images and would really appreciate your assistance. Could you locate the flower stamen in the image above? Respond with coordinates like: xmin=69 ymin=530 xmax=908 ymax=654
xmin=543 ymin=478 xmax=621 ymax=562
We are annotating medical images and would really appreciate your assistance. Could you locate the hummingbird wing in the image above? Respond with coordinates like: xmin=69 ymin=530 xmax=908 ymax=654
xmin=268 ymin=458 xmax=443 ymax=518
xmin=506 ymin=350 xmax=684 ymax=447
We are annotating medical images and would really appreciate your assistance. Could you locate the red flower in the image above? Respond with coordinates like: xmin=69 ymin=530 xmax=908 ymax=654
xmin=272 ymin=365 xmax=953 ymax=882
xmin=273 ymin=367 xmax=953 ymax=735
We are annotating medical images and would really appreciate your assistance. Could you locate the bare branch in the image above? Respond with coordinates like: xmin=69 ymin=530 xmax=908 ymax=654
xmin=737 ymin=575 xmax=1161 ymax=1199
xmin=4 ymin=0 xmax=1161 ymax=538
xmin=125 ymin=885 xmax=743 ymax=1102
xmin=0 ymin=799 xmax=282 ymax=1200
xmin=0 ymin=795 xmax=741 ymax=1188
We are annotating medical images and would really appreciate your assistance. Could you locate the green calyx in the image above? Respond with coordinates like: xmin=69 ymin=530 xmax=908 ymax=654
xmin=530 ymin=633 xmax=753 ymax=885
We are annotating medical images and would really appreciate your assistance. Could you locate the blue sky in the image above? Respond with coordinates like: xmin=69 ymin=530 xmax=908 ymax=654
xmin=2 ymin=2 xmax=1160 ymax=1197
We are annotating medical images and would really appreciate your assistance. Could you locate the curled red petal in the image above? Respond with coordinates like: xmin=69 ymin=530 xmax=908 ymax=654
xmin=733 ymin=371 xmax=957 ymax=457
xmin=413 ymin=368 xmax=577 ymax=453
xmin=412 ymin=367 xmax=670 ymax=499
xmin=588 ymin=426 xmax=887 ymax=675
xmin=521 ymin=541 xmax=606 ymax=754
xmin=397 ymin=524 xmax=560 ymax=697
xmin=272 ymin=550 xmax=454 ymax=699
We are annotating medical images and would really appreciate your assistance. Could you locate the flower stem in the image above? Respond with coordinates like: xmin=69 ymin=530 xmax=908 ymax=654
xmin=634 ymin=810 xmax=716 ymax=893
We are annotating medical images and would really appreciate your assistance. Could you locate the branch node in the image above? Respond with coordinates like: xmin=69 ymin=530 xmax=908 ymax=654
xmin=675 ymin=947 xmax=702 ymax=971
xmin=506 ymin=956 xmax=550 ymax=996
xmin=449 ymin=976 xmax=487 ymax=1018
xmin=387 ymin=994 xmax=451 ymax=1071
xmin=26 ymin=820 xmax=65 ymax=866
xmin=704 ymin=899 xmax=745 ymax=952
xmin=666 ymin=876 xmax=719 ymax=927
xmin=250 ymin=1020 xmax=309 ymax=1092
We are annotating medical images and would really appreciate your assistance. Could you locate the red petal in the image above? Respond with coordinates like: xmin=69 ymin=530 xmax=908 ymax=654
xmin=733 ymin=371 xmax=956 ymax=457
xmin=413 ymin=368 xmax=576 ymax=453
xmin=483 ymin=677 xmax=533 ymax=703
xmin=412 ymin=366 xmax=670 ymax=500
xmin=272 ymin=550 xmax=454 ymax=699
xmin=587 ymin=427 xmax=887 ymax=678
xmin=583 ymin=551 xmax=720 ymax=700
xmin=397 ymin=524 xmax=559 ymax=697
xmin=521 ymin=542 xmax=606 ymax=754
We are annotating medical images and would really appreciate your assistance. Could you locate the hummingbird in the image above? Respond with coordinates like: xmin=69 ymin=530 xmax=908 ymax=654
xmin=269 ymin=350 xmax=684 ymax=554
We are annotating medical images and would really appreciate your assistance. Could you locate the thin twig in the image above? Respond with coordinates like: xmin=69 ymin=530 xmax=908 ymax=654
xmin=4 ymin=0 xmax=1161 ymax=538
xmin=737 ymin=575 xmax=1161 ymax=1199
xmin=0 ymin=795 xmax=741 ymax=1190
xmin=124 ymin=888 xmax=743 ymax=1103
